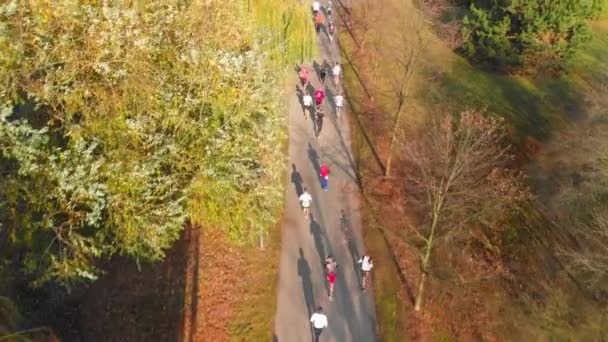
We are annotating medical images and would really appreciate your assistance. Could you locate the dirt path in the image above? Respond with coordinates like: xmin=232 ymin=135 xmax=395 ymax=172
xmin=273 ymin=6 xmax=377 ymax=342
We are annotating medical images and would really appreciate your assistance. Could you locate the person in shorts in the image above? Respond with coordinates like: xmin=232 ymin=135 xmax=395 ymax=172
xmin=319 ymin=66 xmax=327 ymax=84
xmin=328 ymin=21 xmax=335 ymax=42
xmin=310 ymin=306 xmax=328 ymax=342
xmin=334 ymin=92 xmax=344 ymax=118
xmin=299 ymin=188 xmax=313 ymax=219
xmin=358 ymin=255 xmax=374 ymax=291
xmin=299 ymin=67 xmax=309 ymax=87
xmin=332 ymin=62 xmax=341 ymax=87
xmin=325 ymin=256 xmax=337 ymax=300
xmin=303 ymin=92 xmax=313 ymax=120
xmin=314 ymin=12 xmax=324 ymax=34
xmin=315 ymin=109 xmax=325 ymax=138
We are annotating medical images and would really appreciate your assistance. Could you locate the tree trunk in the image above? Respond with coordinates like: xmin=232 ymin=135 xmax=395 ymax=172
xmin=414 ymin=199 xmax=441 ymax=312
xmin=414 ymin=271 xmax=427 ymax=311
xmin=385 ymin=107 xmax=403 ymax=178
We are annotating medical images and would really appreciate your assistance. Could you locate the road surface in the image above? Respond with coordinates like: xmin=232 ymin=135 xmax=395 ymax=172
xmin=273 ymin=5 xmax=377 ymax=342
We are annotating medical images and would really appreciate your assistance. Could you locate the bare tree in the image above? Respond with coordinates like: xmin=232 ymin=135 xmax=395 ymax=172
xmin=537 ymin=124 xmax=608 ymax=297
xmin=404 ymin=110 xmax=529 ymax=311
xmin=558 ymin=207 xmax=608 ymax=296
xmin=382 ymin=4 xmax=424 ymax=178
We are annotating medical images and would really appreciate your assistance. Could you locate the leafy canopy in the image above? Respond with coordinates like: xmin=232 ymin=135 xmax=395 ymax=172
xmin=0 ymin=0 xmax=312 ymax=286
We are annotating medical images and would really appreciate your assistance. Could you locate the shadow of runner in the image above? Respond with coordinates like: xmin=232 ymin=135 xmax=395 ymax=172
xmin=297 ymin=248 xmax=315 ymax=338
xmin=296 ymin=86 xmax=306 ymax=117
xmin=313 ymin=59 xmax=321 ymax=81
xmin=310 ymin=217 xmax=326 ymax=268
xmin=306 ymin=82 xmax=316 ymax=95
xmin=308 ymin=143 xmax=321 ymax=181
xmin=340 ymin=209 xmax=361 ymax=285
xmin=329 ymin=115 xmax=362 ymax=188
xmin=291 ymin=163 xmax=304 ymax=197
xmin=316 ymin=110 xmax=326 ymax=139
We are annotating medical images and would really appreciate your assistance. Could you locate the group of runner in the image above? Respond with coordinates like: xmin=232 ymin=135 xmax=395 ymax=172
xmin=299 ymin=62 xmax=344 ymax=140
xmin=324 ymin=254 xmax=374 ymax=296
xmin=310 ymin=254 xmax=374 ymax=341
xmin=296 ymin=2 xmax=375 ymax=341
xmin=301 ymin=0 xmax=344 ymax=141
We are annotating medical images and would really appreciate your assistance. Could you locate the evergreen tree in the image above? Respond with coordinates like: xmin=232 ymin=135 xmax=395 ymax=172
xmin=462 ymin=0 xmax=601 ymax=72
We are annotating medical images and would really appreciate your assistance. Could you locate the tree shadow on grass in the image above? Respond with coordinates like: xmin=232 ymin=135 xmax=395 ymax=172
xmin=28 ymin=224 xmax=197 ymax=342
xmin=440 ymin=66 xmax=587 ymax=143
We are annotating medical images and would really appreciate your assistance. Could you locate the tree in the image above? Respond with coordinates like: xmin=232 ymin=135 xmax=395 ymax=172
xmin=550 ymin=131 xmax=608 ymax=298
xmin=383 ymin=3 xmax=423 ymax=178
xmin=0 ymin=0 xmax=312 ymax=286
xmin=404 ymin=110 xmax=529 ymax=311
xmin=462 ymin=0 xmax=601 ymax=72
xmin=558 ymin=207 xmax=608 ymax=297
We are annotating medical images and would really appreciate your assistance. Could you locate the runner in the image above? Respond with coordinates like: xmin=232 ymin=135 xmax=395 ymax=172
xmin=326 ymin=0 xmax=333 ymax=17
xmin=315 ymin=109 xmax=325 ymax=139
xmin=319 ymin=163 xmax=330 ymax=191
xmin=299 ymin=187 xmax=313 ymax=219
xmin=328 ymin=21 xmax=335 ymax=43
xmin=312 ymin=0 xmax=321 ymax=17
xmin=334 ymin=91 xmax=344 ymax=118
xmin=299 ymin=67 xmax=309 ymax=87
xmin=314 ymin=88 xmax=325 ymax=111
xmin=358 ymin=255 xmax=374 ymax=291
xmin=332 ymin=62 xmax=341 ymax=87
xmin=325 ymin=256 xmax=338 ymax=300
xmin=310 ymin=306 xmax=328 ymax=342
xmin=314 ymin=12 xmax=323 ymax=34
xmin=303 ymin=92 xmax=313 ymax=120
xmin=319 ymin=65 xmax=327 ymax=84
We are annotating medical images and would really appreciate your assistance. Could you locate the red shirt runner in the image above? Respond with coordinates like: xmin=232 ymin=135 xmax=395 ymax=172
xmin=315 ymin=89 xmax=325 ymax=104
xmin=300 ymin=68 xmax=309 ymax=83
xmin=320 ymin=164 xmax=330 ymax=178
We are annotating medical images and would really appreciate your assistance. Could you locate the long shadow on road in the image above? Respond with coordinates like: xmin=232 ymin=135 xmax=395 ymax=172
xmin=310 ymin=217 xmax=327 ymax=269
xmin=297 ymin=248 xmax=315 ymax=339
xmin=340 ymin=208 xmax=361 ymax=285
xmin=291 ymin=163 xmax=304 ymax=197
xmin=308 ymin=143 xmax=321 ymax=179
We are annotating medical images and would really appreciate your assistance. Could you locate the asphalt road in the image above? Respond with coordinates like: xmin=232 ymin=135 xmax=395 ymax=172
xmin=273 ymin=5 xmax=377 ymax=341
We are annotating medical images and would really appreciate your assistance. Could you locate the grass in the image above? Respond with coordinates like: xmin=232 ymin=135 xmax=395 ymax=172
xmin=340 ymin=0 xmax=608 ymax=339
xmin=362 ymin=218 xmax=407 ymax=342
xmin=228 ymin=222 xmax=282 ymax=341
xmin=250 ymin=0 xmax=317 ymax=63
xmin=421 ymin=20 xmax=608 ymax=143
